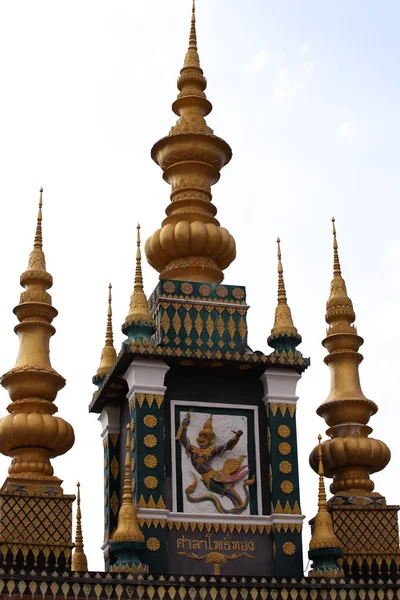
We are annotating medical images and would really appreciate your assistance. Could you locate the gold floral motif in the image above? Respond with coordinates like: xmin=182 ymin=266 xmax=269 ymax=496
xmin=143 ymin=414 xmax=157 ymax=429
xmin=278 ymin=442 xmax=291 ymax=455
xmin=131 ymin=457 xmax=136 ymax=472
xmin=163 ymin=281 xmax=176 ymax=294
xmin=144 ymin=434 xmax=158 ymax=448
xmin=282 ymin=541 xmax=296 ymax=556
xmin=104 ymin=456 xmax=108 ymax=470
xmin=199 ymin=284 xmax=211 ymax=297
xmin=278 ymin=425 xmax=291 ymax=438
xmin=131 ymin=478 xmax=136 ymax=492
xmin=144 ymin=454 xmax=158 ymax=469
xmin=131 ymin=438 xmax=135 ymax=452
xmin=130 ymin=418 xmax=135 ymax=432
xmin=281 ymin=480 xmax=294 ymax=494
xmin=279 ymin=461 xmax=292 ymax=474
xmin=146 ymin=537 xmax=161 ymax=552
xmin=110 ymin=456 xmax=119 ymax=480
xmin=181 ymin=282 xmax=193 ymax=295
xmin=216 ymin=286 xmax=228 ymax=298
xmin=232 ymin=287 xmax=245 ymax=300
xmin=144 ymin=475 xmax=158 ymax=490
xmin=110 ymin=492 xmax=119 ymax=517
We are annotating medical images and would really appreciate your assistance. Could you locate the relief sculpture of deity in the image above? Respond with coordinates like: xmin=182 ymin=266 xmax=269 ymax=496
xmin=176 ymin=412 xmax=255 ymax=514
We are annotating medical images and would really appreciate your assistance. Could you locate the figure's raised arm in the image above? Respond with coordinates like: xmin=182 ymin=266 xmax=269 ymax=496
xmin=214 ymin=429 xmax=243 ymax=455
xmin=175 ymin=412 xmax=192 ymax=450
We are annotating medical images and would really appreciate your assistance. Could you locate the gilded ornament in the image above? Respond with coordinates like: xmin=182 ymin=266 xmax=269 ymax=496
xmin=278 ymin=442 xmax=291 ymax=456
xmin=281 ymin=480 xmax=294 ymax=494
xmin=131 ymin=438 xmax=135 ymax=452
xmin=210 ymin=361 xmax=223 ymax=368
xmin=199 ymin=285 xmax=211 ymax=297
xmin=163 ymin=281 xmax=176 ymax=294
xmin=104 ymin=456 xmax=108 ymax=470
xmin=181 ymin=282 xmax=194 ymax=295
xmin=112 ymin=425 xmax=144 ymax=544
xmin=216 ymin=286 xmax=229 ymax=298
xmin=144 ymin=476 xmax=158 ymax=490
xmin=282 ymin=542 xmax=296 ymax=556
xmin=180 ymin=359 xmax=194 ymax=366
xmin=110 ymin=492 xmax=119 ymax=517
xmin=110 ymin=456 xmax=119 ymax=480
xmin=146 ymin=537 xmax=161 ymax=552
xmin=144 ymin=454 xmax=158 ymax=469
xmin=143 ymin=414 xmax=158 ymax=429
xmin=122 ymin=224 xmax=155 ymax=336
xmin=130 ymin=418 xmax=135 ymax=432
xmin=144 ymin=434 xmax=158 ymax=448
xmin=131 ymin=457 xmax=136 ymax=472
xmin=279 ymin=461 xmax=292 ymax=475
xmin=278 ymin=425 xmax=291 ymax=438
xmin=93 ymin=283 xmax=117 ymax=383
xmin=268 ymin=238 xmax=300 ymax=343
xmin=232 ymin=287 xmax=245 ymax=300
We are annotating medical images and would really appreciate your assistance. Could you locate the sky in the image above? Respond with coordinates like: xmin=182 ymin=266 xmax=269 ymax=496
xmin=0 ymin=0 xmax=399 ymax=572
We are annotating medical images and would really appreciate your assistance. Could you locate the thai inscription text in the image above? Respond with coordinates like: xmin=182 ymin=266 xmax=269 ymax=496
xmin=176 ymin=534 xmax=255 ymax=552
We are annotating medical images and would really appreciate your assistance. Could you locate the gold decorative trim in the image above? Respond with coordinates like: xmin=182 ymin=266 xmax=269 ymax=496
xmin=135 ymin=393 xmax=164 ymax=409
xmin=269 ymin=403 xmax=297 ymax=418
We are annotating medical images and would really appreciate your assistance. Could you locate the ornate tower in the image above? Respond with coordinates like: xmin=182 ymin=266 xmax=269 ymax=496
xmin=0 ymin=189 xmax=75 ymax=570
xmin=91 ymin=2 xmax=309 ymax=577
xmin=309 ymin=219 xmax=399 ymax=578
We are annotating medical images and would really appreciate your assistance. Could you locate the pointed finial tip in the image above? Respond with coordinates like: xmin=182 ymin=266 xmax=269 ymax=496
xmin=77 ymin=481 xmax=80 ymax=487
xmin=108 ymin=283 xmax=112 ymax=289
xmin=276 ymin=237 xmax=280 ymax=244
xmin=332 ymin=216 xmax=336 ymax=235
xmin=39 ymin=187 xmax=43 ymax=193
xmin=318 ymin=434 xmax=322 ymax=442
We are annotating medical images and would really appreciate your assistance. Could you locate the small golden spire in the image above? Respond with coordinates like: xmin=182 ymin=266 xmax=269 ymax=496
xmin=112 ymin=425 xmax=145 ymax=543
xmin=94 ymin=283 xmax=117 ymax=380
xmin=309 ymin=436 xmax=341 ymax=550
xmin=189 ymin=0 xmax=197 ymax=49
xmin=331 ymin=217 xmax=341 ymax=276
xmin=71 ymin=482 xmax=88 ymax=572
xmin=124 ymin=225 xmax=155 ymax=331
xmin=269 ymin=238 xmax=298 ymax=340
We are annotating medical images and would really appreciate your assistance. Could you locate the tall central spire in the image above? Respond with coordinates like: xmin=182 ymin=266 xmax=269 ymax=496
xmin=145 ymin=1 xmax=236 ymax=283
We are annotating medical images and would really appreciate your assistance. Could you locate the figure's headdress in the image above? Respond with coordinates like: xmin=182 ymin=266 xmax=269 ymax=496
xmin=200 ymin=415 xmax=215 ymax=442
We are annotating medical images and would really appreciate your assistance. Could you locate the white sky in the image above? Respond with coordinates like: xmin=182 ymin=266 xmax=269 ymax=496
xmin=0 ymin=0 xmax=399 ymax=572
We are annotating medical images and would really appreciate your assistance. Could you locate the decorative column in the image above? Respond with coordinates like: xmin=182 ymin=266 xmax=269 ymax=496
xmin=261 ymin=238 xmax=306 ymax=577
xmin=123 ymin=358 xmax=170 ymax=572
xmin=99 ymin=404 xmax=121 ymax=569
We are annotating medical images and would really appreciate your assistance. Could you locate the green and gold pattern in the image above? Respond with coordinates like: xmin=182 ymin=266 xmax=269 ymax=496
xmin=103 ymin=433 xmax=120 ymax=568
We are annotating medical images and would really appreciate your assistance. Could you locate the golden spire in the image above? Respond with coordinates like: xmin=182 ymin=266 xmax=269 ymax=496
xmin=0 ymin=189 xmax=74 ymax=492
xmin=94 ymin=283 xmax=117 ymax=382
xmin=145 ymin=2 xmax=236 ymax=283
xmin=269 ymin=238 xmax=298 ymax=340
xmin=112 ymin=425 xmax=144 ymax=543
xmin=309 ymin=436 xmax=341 ymax=550
xmin=309 ymin=219 xmax=390 ymax=497
xmin=71 ymin=482 xmax=88 ymax=572
xmin=123 ymin=224 xmax=155 ymax=336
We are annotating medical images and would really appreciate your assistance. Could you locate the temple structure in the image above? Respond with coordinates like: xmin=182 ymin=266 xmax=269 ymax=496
xmin=0 ymin=2 xmax=398 ymax=599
